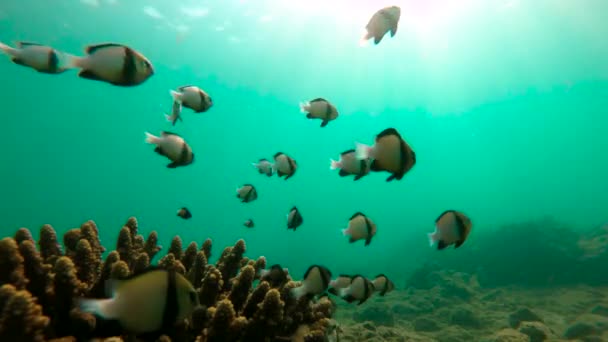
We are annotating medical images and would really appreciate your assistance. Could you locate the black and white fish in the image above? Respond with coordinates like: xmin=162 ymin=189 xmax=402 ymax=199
xmin=371 ymin=274 xmax=395 ymax=296
xmin=170 ymin=86 xmax=213 ymax=113
xmin=259 ymin=264 xmax=289 ymax=287
xmin=428 ymin=210 xmax=473 ymax=250
xmin=145 ymin=131 xmax=194 ymax=168
xmin=356 ymin=128 xmax=416 ymax=182
xmin=290 ymin=265 xmax=332 ymax=300
xmin=243 ymin=219 xmax=255 ymax=228
xmin=251 ymin=158 xmax=273 ymax=177
xmin=299 ymin=98 xmax=339 ymax=127
xmin=342 ymin=212 xmax=377 ymax=246
xmin=273 ymin=152 xmax=297 ymax=180
xmin=361 ymin=6 xmax=401 ymax=45
xmin=287 ymin=206 xmax=303 ymax=231
xmin=78 ymin=267 xmax=198 ymax=334
xmin=330 ymin=149 xmax=371 ymax=181
xmin=72 ymin=43 xmax=154 ymax=86
xmin=328 ymin=275 xmax=352 ymax=296
xmin=165 ymin=99 xmax=183 ymax=126
xmin=177 ymin=207 xmax=192 ymax=220
xmin=236 ymin=184 xmax=258 ymax=203
xmin=336 ymin=275 xmax=375 ymax=305
xmin=0 ymin=41 xmax=75 ymax=74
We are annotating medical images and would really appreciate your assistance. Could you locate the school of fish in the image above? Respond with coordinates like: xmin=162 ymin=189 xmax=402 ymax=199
xmin=1 ymin=5 xmax=474 ymax=336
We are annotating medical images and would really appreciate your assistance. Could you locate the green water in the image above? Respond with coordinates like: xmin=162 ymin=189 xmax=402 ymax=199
xmin=1 ymin=0 xmax=607 ymax=285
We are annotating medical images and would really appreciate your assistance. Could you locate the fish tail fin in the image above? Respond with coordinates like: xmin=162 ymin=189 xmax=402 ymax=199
xmin=355 ymin=142 xmax=371 ymax=160
xmin=359 ymin=30 xmax=371 ymax=47
xmin=145 ymin=132 xmax=161 ymax=144
xmin=170 ymin=90 xmax=183 ymax=103
xmin=57 ymin=52 xmax=83 ymax=70
xmin=0 ymin=41 xmax=16 ymax=56
xmin=427 ymin=232 xmax=438 ymax=247
xmin=251 ymin=162 xmax=258 ymax=169
xmin=330 ymin=158 xmax=341 ymax=170
xmin=78 ymin=298 xmax=115 ymax=319
xmin=299 ymin=101 xmax=309 ymax=113
xmin=341 ymin=228 xmax=350 ymax=236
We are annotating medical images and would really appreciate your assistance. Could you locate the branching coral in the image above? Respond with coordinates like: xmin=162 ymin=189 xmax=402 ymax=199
xmin=0 ymin=217 xmax=334 ymax=341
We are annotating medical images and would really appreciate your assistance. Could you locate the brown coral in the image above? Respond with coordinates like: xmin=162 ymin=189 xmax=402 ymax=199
xmin=0 ymin=218 xmax=335 ymax=341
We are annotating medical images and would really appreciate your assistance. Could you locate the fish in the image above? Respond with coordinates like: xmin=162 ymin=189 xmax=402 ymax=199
xmin=252 ymin=158 xmax=273 ymax=177
xmin=177 ymin=207 xmax=192 ymax=220
xmin=0 ymin=41 xmax=76 ymax=74
xmin=299 ymin=98 xmax=339 ymax=127
xmin=342 ymin=212 xmax=377 ymax=246
xmin=273 ymin=152 xmax=297 ymax=180
xmin=428 ymin=210 xmax=473 ymax=250
xmin=287 ymin=206 xmax=303 ymax=231
xmin=145 ymin=131 xmax=194 ymax=168
xmin=236 ymin=184 xmax=258 ymax=203
xmin=371 ymin=274 xmax=394 ymax=296
xmin=330 ymin=149 xmax=371 ymax=181
xmin=336 ymin=275 xmax=375 ymax=305
xmin=328 ymin=275 xmax=352 ymax=296
xmin=243 ymin=219 xmax=255 ymax=228
xmin=290 ymin=265 xmax=332 ymax=300
xmin=170 ymin=85 xmax=213 ymax=113
xmin=355 ymin=128 xmax=416 ymax=182
xmin=259 ymin=264 xmax=289 ymax=287
xmin=361 ymin=6 xmax=401 ymax=45
xmin=165 ymin=99 xmax=183 ymax=126
xmin=78 ymin=267 xmax=199 ymax=334
xmin=72 ymin=43 xmax=154 ymax=86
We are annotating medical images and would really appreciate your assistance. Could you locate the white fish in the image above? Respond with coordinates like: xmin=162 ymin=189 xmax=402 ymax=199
xmin=170 ymin=85 xmax=213 ymax=113
xmin=165 ymin=99 xmax=183 ymax=126
xmin=371 ymin=274 xmax=394 ymax=296
xmin=299 ymin=98 xmax=339 ymax=127
xmin=290 ymin=265 xmax=332 ymax=300
xmin=287 ymin=206 xmax=303 ymax=231
xmin=330 ymin=149 xmax=371 ymax=181
xmin=236 ymin=184 xmax=258 ymax=203
xmin=0 ymin=41 xmax=76 ymax=74
xmin=361 ymin=6 xmax=401 ymax=45
xmin=252 ymin=158 xmax=273 ymax=177
xmin=273 ymin=152 xmax=297 ymax=180
xmin=342 ymin=212 xmax=377 ymax=246
xmin=328 ymin=275 xmax=352 ymax=296
xmin=428 ymin=210 xmax=473 ymax=250
xmin=336 ymin=275 xmax=375 ymax=305
xmin=355 ymin=127 xmax=416 ymax=182
xmin=145 ymin=131 xmax=194 ymax=168
xmin=72 ymin=43 xmax=154 ymax=86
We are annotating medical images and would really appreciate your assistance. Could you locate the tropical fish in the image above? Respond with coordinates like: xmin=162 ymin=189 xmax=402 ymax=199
xmin=361 ymin=6 xmax=401 ymax=45
xmin=0 ymin=41 xmax=75 ymax=74
xmin=145 ymin=131 xmax=194 ymax=168
xmin=371 ymin=274 xmax=394 ymax=296
xmin=170 ymin=85 xmax=213 ymax=113
xmin=290 ymin=265 xmax=332 ymax=300
xmin=236 ymin=184 xmax=258 ymax=203
xmin=273 ymin=152 xmax=297 ymax=180
xmin=72 ymin=43 xmax=154 ymax=86
xmin=78 ymin=268 xmax=198 ymax=334
xmin=177 ymin=207 xmax=192 ymax=220
xmin=330 ymin=149 xmax=371 ymax=181
xmin=336 ymin=275 xmax=375 ymax=305
xmin=428 ymin=210 xmax=473 ymax=250
xmin=328 ymin=275 xmax=352 ymax=296
xmin=243 ymin=219 xmax=255 ymax=228
xmin=259 ymin=264 xmax=289 ymax=287
xmin=356 ymin=128 xmax=416 ymax=182
xmin=299 ymin=98 xmax=339 ymax=127
xmin=287 ymin=206 xmax=303 ymax=231
xmin=165 ymin=99 xmax=183 ymax=126
xmin=342 ymin=212 xmax=377 ymax=246
xmin=252 ymin=158 xmax=273 ymax=177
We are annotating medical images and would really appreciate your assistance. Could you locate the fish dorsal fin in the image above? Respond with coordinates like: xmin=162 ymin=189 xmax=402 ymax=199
xmin=161 ymin=131 xmax=180 ymax=137
xmin=349 ymin=212 xmax=365 ymax=220
xmin=374 ymin=274 xmax=387 ymax=280
xmin=85 ymin=43 xmax=124 ymax=55
xmin=376 ymin=128 xmax=402 ymax=140
xmin=259 ymin=158 xmax=268 ymax=162
xmin=341 ymin=149 xmax=355 ymax=156
xmin=310 ymin=98 xmax=327 ymax=103
xmin=17 ymin=41 xmax=43 ymax=48
xmin=339 ymin=274 xmax=353 ymax=279
xmin=273 ymin=152 xmax=284 ymax=159
xmin=435 ymin=210 xmax=455 ymax=223
xmin=178 ymin=85 xmax=195 ymax=91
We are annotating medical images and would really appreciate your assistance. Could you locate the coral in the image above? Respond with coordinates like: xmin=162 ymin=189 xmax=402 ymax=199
xmin=0 ymin=217 xmax=335 ymax=341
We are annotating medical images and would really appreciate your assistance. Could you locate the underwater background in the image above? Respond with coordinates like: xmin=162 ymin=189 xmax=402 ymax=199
xmin=1 ymin=0 xmax=607 ymax=290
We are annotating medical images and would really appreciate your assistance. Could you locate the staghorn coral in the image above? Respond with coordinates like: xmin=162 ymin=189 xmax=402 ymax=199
xmin=0 ymin=218 xmax=335 ymax=341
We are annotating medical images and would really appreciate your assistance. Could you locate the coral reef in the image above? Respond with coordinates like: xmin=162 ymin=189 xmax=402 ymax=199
xmin=0 ymin=218 xmax=334 ymax=341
